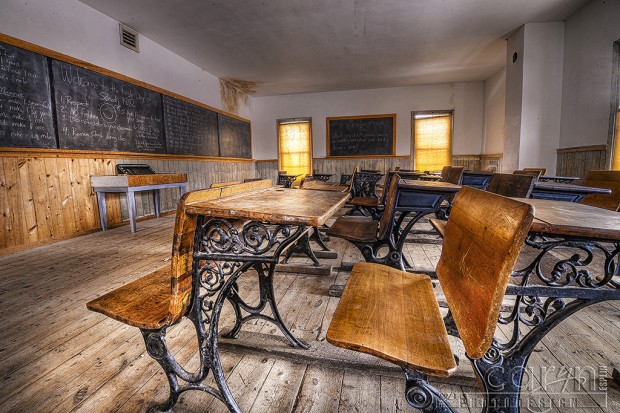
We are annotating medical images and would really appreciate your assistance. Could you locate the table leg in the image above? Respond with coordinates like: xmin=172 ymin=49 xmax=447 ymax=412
xmin=153 ymin=189 xmax=161 ymax=218
xmin=95 ymin=191 xmax=108 ymax=231
xmin=127 ymin=190 xmax=137 ymax=233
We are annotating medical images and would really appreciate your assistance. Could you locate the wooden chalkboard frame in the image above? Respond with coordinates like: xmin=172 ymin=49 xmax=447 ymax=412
xmin=0 ymin=34 xmax=253 ymax=161
xmin=326 ymin=114 xmax=396 ymax=158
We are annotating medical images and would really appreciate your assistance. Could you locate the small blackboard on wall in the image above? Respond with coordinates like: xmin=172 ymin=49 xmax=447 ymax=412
xmin=327 ymin=114 xmax=396 ymax=157
xmin=218 ymin=113 xmax=252 ymax=159
xmin=163 ymin=95 xmax=219 ymax=156
xmin=52 ymin=60 xmax=165 ymax=153
xmin=0 ymin=41 xmax=56 ymax=148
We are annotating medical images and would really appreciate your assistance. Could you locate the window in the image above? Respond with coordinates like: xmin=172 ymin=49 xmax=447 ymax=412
xmin=278 ymin=118 xmax=313 ymax=178
xmin=413 ymin=111 xmax=453 ymax=172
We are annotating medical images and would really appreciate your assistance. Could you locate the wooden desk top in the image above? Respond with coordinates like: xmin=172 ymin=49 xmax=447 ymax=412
xmin=186 ymin=187 xmax=350 ymax=227
xmin=418 ymin=174 xmax=442 ymax=181
xmin=537 ymin=175 xmax=579 ymax=182
xmin=90 ymin=173 xmax=187 ymax=188
xmin=533 ymin=181 xmax=611 ymax=195
xmin=517 ymin=198 xmax=620 ymax=241
xmin=389 ymin=170 xmax=424 ymax=179
xmin=400 ymin=180 xmax=461 ymax=193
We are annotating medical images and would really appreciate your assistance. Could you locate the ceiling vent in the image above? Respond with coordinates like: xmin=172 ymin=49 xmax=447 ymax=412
xmin=119 ymin=23 xmax=139 ymax=52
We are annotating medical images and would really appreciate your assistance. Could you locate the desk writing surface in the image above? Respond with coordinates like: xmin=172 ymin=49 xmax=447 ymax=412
xmin=90 ymin=174 xmax=187 ymax=188
xmin=516 ymin=198 xmax=620 ymax=241
xmin=186 ymin=187 xmax=350 ymax=227
xmin=533 ymin=181 xmax=611 ymax=194
xmin=400 ymin=180 xmax=461 ymax=192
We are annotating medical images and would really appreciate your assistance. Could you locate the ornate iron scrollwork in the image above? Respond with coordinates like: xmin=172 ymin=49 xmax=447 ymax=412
xmin=516 ymin=235 xmax=620 ymax=288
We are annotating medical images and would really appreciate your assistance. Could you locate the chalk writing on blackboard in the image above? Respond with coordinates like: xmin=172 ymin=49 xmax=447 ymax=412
xmin=163 ymin=95 xmax=219 ymax=156
xmin=0 ymin=41 xmax=56 ymax=148
xmin=52 ymin=60 xmax=165 ymax=153
xmin=327 ymin=114 xmax=395 ymax=157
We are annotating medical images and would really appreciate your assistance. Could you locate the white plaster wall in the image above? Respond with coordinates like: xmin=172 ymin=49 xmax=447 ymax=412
xmin=559 ymin=0 xmax=620 ymax=149
xmin=483 ymin=67 xmax=506 ymax=155
xmin=251 ymin=83 xmax=484 ymax=160
xmin=519 ymin=22 xmax=564 ymax=173
xmin=0 ymin=0 xmax=251 ymax=119
xmin=504 ymin=26 xmax=525 ymax=172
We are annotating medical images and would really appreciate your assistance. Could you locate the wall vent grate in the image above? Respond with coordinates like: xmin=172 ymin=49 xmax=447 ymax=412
xmin=119 ymin=23 xmax=139 ymax=52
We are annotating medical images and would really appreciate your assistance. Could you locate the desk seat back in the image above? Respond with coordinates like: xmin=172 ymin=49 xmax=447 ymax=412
xmin=377 ymin=174 xmax=401 ymax=241
xmin=513 ymin=169 xmax=542 ymax=180
xmin=300 ymin=176 xmax=318 ymax=189
xmin=168 ymin=179 xmax=273 ymax=324
xmin=210 ymin=180 xmax=242 ymax=188
xmin=168 ymin=188 xmax=222 ymax=324
xmin=440 ymin=166 xmax=465 ymax=185
xmin=219 ymin=179 xmax=272 ymax=197
xmin=580 ymin=170 xmax=620 ymax=211
xmin=487 ymin=173 xmax=536 ymax=198
xmin=523 ymin=167 xmax=547 ymax=175
xmin=436 ymin=187 xmax=533 ymax=358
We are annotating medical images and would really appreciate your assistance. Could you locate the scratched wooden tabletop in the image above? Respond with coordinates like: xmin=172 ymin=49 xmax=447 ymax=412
xmin=186 ymin=187 xmax=351 ymax=227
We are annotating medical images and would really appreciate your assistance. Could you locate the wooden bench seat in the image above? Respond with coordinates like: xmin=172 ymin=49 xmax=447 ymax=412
xmin=327 ymin=187 xmax=534 ymax=410
xmin=327 ymin=262 xmax=457 ymax=377
xmin=327 ymin=215 xmax=378 ymax=242
xmin=348 ymin=196 xmax=379 ymax=208
xmin=87 ymin=266 xmax=173 ymax=330
xmin=86 ymin=179 xmax=274 ymax=411
xmin=428 ymin=217 xmax=446 ymax=238
xmin=327 ymin=174 xmax=403 ymax=268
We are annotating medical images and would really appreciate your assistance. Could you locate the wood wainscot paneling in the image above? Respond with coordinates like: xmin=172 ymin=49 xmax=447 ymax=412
xmin=0 ymin=149 xmax=257 ymax=254
xmin=0 ymin=152 xmax=115 ymax=252
xmin=255 ymin=157 xmax=410 ymax=187
xmin=314 ymin=157 xmax=410 ymax=182
xmin=556 ymin=145 xmax=608 ymax=180
xmin=452 ymin=154 xmax=502 ymax=172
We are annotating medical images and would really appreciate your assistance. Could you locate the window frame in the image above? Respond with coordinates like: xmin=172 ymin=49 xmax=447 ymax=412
xmin=411 ymin=110 xmax=454 ymax=172
xmin=277 ymin=117 xmax=313 ymax=176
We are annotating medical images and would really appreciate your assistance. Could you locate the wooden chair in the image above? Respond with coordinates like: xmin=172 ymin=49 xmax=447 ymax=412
xmin=487 ymin=172 xmax=536 ymax=198
xmin=87 ymin=186 xmax=219 ymax=330
xmin=513 ymin=169 xmax=542 ymax=180
xmin=580 ymin=170 xmax=620 ymax=211
xmin=327 ymin=174 xmax=405 ymax=269
xmin=327 ymin=186 xmax=534 ymax=411
xmin=86 ymin=180 xmax=273 ymax=411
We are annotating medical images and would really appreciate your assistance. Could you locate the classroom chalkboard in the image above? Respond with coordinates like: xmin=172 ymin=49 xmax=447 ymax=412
xmin=218 ymin=113 xmax=252 ymax=159
xmin=52 ymin=60 xmax=165 ymax=153
xmin=163 ymin=95 xmax=219 ymax=156
xmin=327 ymin=114 xmax=395 ymax=157
xmin=0 ymin=41 xmax=56 ymax=148
xmin=1 ymin=38 xmax=253 ymax=159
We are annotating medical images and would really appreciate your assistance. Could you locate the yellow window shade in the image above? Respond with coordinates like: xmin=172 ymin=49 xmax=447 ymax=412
xmin=279 ymin=121 xmax=312 ymax=176
xmin=414 ymin=114 xmax=453 ymax=172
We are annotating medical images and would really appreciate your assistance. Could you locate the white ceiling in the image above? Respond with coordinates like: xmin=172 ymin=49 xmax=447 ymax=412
xmin=79 ymin=0 xmax=589 ymax=96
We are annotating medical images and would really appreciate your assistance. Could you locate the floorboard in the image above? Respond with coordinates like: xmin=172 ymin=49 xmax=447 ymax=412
xmin=0 ymin=213 xmax=618 ymax=413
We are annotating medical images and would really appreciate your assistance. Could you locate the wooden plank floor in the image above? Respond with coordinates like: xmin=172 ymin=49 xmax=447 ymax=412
xmin=0 ymin=214 xmax=619 ymax=412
